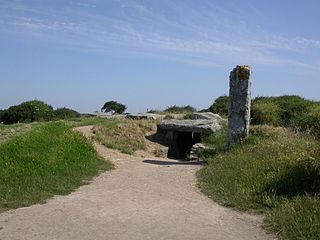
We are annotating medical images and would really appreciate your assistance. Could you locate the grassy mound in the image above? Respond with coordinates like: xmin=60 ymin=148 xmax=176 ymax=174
xmin=92 ymin=119 xmax=155 ymax=155
xmin=0 ymin=122 xmax=112 ymax=212
xmin=197 ymin=126 xmax=320 ymax=240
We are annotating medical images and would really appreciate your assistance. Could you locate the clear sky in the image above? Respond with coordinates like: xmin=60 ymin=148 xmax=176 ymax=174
xmin=1 ymin=0 xmax=319 ymax=113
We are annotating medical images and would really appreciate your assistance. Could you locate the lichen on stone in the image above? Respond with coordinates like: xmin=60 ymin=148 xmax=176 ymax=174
xmin=238 ymin=65 xmax=250 ymax=80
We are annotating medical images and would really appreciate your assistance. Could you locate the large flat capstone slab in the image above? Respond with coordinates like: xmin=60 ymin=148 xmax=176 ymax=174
xmin=157 ymin=119 xmax=223 ymax=135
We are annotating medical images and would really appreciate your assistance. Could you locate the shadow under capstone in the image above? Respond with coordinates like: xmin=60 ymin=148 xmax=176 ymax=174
xmin=143 ymin=159 xmax=204 ymax=166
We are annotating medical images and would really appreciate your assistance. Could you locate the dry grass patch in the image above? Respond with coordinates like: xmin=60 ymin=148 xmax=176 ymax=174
xmin=93 ymin=119 xmax=156 ymax=155
xmin=0 ymin=123 xmax=34 ymax=144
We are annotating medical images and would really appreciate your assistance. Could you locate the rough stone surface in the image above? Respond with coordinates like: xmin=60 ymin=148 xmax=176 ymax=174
xmin=84 ymin=112 xmax=126 ymax=119
xmin=189 ymin=143 xmax=210 ymax=161
xmin=156 ymin=117 xmax=224 ymax=158
xmin=158 ymin=118 xmax=223 ymax=135
xmin=227 ymin=65 xmax=252 ymax=146
xmin=126 ymin=113 xmax=158 ymax=120
xmin=190 ymin=112 xmax=225 ymax=121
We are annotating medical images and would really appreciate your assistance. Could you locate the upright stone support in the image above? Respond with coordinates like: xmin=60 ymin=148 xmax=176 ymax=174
xmin=227 ymin=65 xmax=252 ymax=146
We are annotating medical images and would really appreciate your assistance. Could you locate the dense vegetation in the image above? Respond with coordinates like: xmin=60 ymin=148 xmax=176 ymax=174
xmin=0 ymin=100 xmax=80 ymax=125
xmin=208 ymin=95 xmax=229 ymax=116
xmin=198 ymin=126 xmax=320 ymax=240
xmin=54 ymin=107 xmax=80 ymax=119
xmin=0 ymin=122 xmax=112 ymax=212
xmin=164 ymin=105 xmax=196 ymax=113
xmin=1 ymin=100 xmax=54 ymax=124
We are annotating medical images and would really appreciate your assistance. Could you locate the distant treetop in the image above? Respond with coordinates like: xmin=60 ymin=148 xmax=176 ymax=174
xmin=101 ymin=101 xmax=127 ymax=114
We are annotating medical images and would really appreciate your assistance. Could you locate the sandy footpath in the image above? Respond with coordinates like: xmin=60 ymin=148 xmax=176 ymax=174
xmin=0 ymin=126 xmax=275 ymax=240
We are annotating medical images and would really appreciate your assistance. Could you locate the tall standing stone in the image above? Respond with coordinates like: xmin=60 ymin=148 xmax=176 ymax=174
xmin=227 ymin=65 xmax=252 ymax=146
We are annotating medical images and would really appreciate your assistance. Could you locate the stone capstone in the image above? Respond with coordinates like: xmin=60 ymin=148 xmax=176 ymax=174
xmin=126 ymin=113 xmax=158 ymax=120
xmin=157 ymin=119 xmax=223 ymax=135
xmin=190 ymin=112 xmax=225 ymax=121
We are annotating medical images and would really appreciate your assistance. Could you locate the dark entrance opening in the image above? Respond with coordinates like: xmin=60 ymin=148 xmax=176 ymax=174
xmin=168 ymin=131 xmax=201 ymax=159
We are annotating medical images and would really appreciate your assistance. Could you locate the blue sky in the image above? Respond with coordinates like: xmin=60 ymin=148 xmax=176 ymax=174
xmin=1 ymin=0 xmax=319 ymax=113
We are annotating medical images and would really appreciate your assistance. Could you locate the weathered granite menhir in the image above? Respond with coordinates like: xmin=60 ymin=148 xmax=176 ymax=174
xmin=227 ymin=65 xmax=252 ymax=146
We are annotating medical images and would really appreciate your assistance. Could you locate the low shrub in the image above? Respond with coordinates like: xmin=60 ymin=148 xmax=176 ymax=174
xmin=208 ymin=95 xmax=229 ymax=116
xmin=298 ymin=105 xmax=320 ymax=137
xmin=147 ymin=109 xmax=163 ymax=114
xmin=251 ymin=100 xmax=281 ymax=126
xmin=273 ymin=95 xmax=314 ymax=127
xmin=54 ymin=107 xmax=80 ymax=119
xmin=164 ymin=105 xmax=196 ymax=114
xmin=250 ymin=96 xmax=320 ymax=138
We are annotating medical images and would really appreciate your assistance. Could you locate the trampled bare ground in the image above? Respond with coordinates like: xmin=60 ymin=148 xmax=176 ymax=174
xmin=0 ymin=126 xmax=275 ymax=240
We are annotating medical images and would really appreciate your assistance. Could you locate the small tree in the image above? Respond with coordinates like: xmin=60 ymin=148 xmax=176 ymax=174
xmin=209 ymin=95 xmax=229 ymax=116
xmin=101 ymin=101 xmax=127 ymax=114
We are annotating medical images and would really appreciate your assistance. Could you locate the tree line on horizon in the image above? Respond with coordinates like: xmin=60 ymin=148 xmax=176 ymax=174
xmin=1 ymin=95 xmax=320 ymax=138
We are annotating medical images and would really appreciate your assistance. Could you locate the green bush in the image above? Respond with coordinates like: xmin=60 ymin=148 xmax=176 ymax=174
xmin=2 ymin=100 xmax=54 ymax=124
xmin=209 ymin=95 xmax=229 ymax=116
xmin=54 ymin=107 xmax=80 ymax=119
xmin=164 ymin=105 xmax=196 ymax=114
xmin=251 ymin=101 xmax=281 ymax=126
xmin=301 ymin=105 xmax=320 ymax=137
xmin=0 ymin=109 xmax=5 ymax=123
xmin=251 ymin=96 xmax=320 ymax=137
xmin=273 ymin=95 xmax=314 ymax=127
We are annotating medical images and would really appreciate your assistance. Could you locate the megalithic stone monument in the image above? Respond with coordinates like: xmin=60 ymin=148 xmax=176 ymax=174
xmin=227 ymin=65 xmax=252 ymax=146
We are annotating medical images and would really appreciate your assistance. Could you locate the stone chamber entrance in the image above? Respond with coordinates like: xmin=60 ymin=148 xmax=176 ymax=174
xmin=166 ymin=131 xmax=201 ymax=159
xmin=155 ymin=117 xmax=224 ymax=160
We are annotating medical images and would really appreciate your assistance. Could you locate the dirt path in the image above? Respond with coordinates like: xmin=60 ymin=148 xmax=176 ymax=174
xmin=0 ymin=126 xmax=275 ymax=240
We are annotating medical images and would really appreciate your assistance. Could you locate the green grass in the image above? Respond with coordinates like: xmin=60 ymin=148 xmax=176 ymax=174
xmin=0 ymin=122 xmax=113 ymax=212
xmin=197 ymin=126 xmax=320 ymax=240
xmin=61 ymin=116 xmax=113 ymax=127
xmin=265 ymin=196 xmax=320 ymax=240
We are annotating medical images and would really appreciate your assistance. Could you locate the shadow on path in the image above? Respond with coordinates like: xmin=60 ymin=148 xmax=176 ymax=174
xmin=143 ymin=159 xmax=203 ymax=166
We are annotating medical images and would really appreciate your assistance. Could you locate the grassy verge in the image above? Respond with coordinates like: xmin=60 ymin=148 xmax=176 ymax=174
xmin=62 ymin=116 xmax=116 ymax=127
xmin=92 ymin=119 xmax=155 ymax=155
xmin=197 ymin=125 xmax=320 ymax=240
xmin=0 ymin=122 xmax=112 ymax=212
